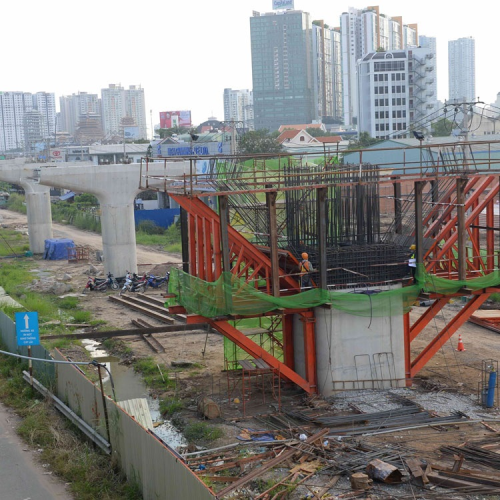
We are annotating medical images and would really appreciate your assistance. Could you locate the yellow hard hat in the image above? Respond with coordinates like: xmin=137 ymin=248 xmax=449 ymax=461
xmin=410 ymin=244 xmax=416 ymax=250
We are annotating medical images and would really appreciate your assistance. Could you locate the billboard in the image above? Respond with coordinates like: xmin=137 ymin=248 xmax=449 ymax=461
xmin=272 ymin=0 xmax=294 ymax=10
xmin=159 ymin=110 xmax=192 ymax=129
xmin=50 ymin=149 xmax=66 ymax=161
xmin=124 ymin=127 xmax=140 ymax=140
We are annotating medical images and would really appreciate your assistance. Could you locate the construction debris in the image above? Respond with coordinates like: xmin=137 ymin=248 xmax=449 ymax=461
xmin=366 ymin=458 xmax=403 ymax=484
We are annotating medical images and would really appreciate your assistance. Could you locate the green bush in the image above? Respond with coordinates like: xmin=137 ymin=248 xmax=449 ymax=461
xmin=6 ymin=193 xmax=27 ymax=214
xmin=159 ymin=397 xmax=183 ymax=417
xmin=184 ymin=422 xmax=223 ymax=442
xmin=137 ymin=220 xmax=165 ymax=235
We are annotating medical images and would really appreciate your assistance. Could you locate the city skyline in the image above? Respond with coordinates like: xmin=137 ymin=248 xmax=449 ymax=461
xmin=1 ymin=1 xmax=497 ymax=135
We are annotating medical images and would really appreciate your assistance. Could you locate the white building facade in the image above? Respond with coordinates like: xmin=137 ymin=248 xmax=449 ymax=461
xmin=33 ymin=92 xmax=56 ymax=140
xmin=101 ymin=84 xmax=147 ymax=140
xmin=223 ymin=88 xmax=254 ymax=130
xmin=59 ymin=92 xmax=100 ymax=136
xmin=448 ymin=37 xmax=475 ymax=103
xmin=358 ymin=48 xmax=437 ymax=139
xmin=341 ymin=6 xmax=418 ymax=128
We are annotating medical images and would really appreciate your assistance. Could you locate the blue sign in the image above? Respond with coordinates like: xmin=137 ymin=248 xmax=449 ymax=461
xmin=166 ymin=146 xmax=209 ymax=156
xmin=15 ymin=312 xmax=40 ymax=346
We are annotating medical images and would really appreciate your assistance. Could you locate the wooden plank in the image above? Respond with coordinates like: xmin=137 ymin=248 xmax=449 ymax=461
xmin=41 ymin=323 xmax=208 ymax=340
xmin=471 ymin=310 xmax=500 ymax=320
xmin=216 ymin=429 xmax=328 ymax=497
xmin=117 ymin=398 xmax=154 ymax=430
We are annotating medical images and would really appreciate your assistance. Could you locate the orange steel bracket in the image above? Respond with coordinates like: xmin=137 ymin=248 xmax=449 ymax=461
xmin=186 ymin=314 xmax=210 ymax=325
xmin=410 ymin=293 xmax=491 ymax=377
xmin=210 ymin=319 xmax=313 ymax=393
xmin=168 ymin=305 xmax=187 ymax=314
xmin=299 ymin=311 xmax=317 ymax=392
xmin=409 ymin=297 xmax=451 ymax=342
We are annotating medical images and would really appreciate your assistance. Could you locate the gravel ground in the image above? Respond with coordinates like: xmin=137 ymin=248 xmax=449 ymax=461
xmin=328 ymin=387 xmax=500 ymax=420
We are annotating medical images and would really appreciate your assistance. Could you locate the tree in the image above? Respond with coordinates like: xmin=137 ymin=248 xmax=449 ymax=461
xmin=306 ymin=127 xmax=329 ymax=138
xmin=238 ymin=130 xmax=282 ymax=155
xmin=348 ymin=132 xmax=381 ymax=150
xmin=431 ymin=118 xmax=453 ymax=137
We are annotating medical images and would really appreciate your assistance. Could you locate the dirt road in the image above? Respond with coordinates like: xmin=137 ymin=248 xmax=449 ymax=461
xmin=0 ymin=208 xmax=181 ymax=266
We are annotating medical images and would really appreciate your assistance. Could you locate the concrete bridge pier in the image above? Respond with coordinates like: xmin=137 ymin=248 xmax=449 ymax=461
xmin=0 ymin=164 xmax=52 ymax=254
xmin=22 ymin=182 xmax=53 ymax=254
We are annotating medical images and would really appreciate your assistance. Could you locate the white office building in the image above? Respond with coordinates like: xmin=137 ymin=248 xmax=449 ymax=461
xmin=358 ymin=48 xmax=437 ymax=139
xmin=340 ymin=6 xmax=418 ymax=128
xmin=448 ymin=37 xmax=475 ymax=103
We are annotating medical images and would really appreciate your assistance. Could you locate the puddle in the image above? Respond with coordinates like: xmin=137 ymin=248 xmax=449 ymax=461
xmin=84 ymin=339 xmax=187 ymax=449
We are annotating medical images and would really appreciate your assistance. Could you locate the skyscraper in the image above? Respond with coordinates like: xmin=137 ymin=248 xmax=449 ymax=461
xmin=448 ymin=37 xmax=475 ymax=102
xmin=59 ymin=92 xmax=100 ymax=136
xmin=33 ymin=92 xmax=56 ymax=140
xmin=250 ymin=10 xmax=314 ymax=131
xmin=101 ymin=84 xmax=147 ymax=140
xmin=0 ymin=91 xmax=33 ymax=152
xmin=250 ymin=10 xmax=341 ymax=131
xmin=341 ymin=6 xmax=418 ymax=128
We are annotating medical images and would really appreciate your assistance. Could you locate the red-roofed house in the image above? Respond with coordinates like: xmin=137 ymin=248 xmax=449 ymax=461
xmin=278 ymin=123 xmax=327 ymax=133
xmin=277 ymin=129 xmax=320 ymax=147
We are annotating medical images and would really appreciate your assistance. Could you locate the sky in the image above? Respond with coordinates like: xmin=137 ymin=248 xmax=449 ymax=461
xmin=1 ymin=1 xmax=497 ymax=134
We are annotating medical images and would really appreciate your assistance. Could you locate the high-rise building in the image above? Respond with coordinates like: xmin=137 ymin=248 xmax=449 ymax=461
xmin=250 ymin=10 xmax=341 ymax=131
xmin=223 ymin=89 xmax=254 ymax=130
xmin=59 ymin=92 xmax=100 ymax=136
xmin=250 ymin=10 xmax=314 ymax=131
xmin=0 ymin=91 xmax=33 ymax=152
xmin=341 ymin=6 xmax=418 ymax=128
xmin=101 ymin=84 xmax=147 ymax=140
xmin=23 ymin=111 xmax=44 ymax=153
xmin=448 ymin=37 xmax=475 ymax=103
xmin=33 ymin=92 xmax=56 ymax=140
xmin=312 ymin=23 xmax=343 ymax=124
xmin=124 ymin=85 xmax=147 ymax=140
xmin=357 ymin=48 xmax=437 ymax=139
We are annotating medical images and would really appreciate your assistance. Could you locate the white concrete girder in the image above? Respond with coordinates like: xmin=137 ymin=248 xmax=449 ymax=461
xmin=38 ymin=162 xmax=189 ymax=277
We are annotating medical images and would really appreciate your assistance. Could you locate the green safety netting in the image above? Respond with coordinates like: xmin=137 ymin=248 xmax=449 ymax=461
xmin=168 ymin=265 xmax=500 ymax=319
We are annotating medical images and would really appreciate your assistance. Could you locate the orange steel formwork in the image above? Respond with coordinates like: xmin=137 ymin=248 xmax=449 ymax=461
xmin=142 ymin=144 xmax=500 ymax=394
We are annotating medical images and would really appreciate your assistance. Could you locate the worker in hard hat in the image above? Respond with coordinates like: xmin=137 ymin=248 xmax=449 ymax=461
xmin=299 ymin=252 xmax=313 ymax=290
xmin=408 ymin=244 xmax=417 ymax=282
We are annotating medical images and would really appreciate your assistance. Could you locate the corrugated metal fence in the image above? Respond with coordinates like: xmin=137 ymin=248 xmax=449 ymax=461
xmin=0 ymin=311 xmax=214 ymax=500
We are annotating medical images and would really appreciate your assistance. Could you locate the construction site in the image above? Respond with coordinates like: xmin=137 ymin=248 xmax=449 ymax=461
xmin=4 ymin=136 xmax=500 ymax=499
xmin=134 ymin=136 xmax=500 ymax=498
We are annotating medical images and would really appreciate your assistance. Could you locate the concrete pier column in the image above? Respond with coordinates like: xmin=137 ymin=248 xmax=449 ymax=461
xmin=98 ymin=195 xmax=138 ymax=276
xmin=0 ymin=163 xmax=53 ymax=254
xmin=23 ymin=182 xmax=52 ymax=254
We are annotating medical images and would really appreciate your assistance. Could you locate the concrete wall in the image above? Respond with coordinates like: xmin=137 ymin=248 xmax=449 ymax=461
xmin=292 ymin=297 xmax=405 ymax=397
xmin=314 ymin=307 xmax=405 ymax=396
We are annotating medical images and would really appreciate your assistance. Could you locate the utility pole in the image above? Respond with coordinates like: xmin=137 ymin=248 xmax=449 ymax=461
xmin=150 ymin=109 xmax=153 ymax=141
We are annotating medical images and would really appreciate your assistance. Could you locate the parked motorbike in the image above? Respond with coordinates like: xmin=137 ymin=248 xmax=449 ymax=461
xmin=82 ymin=272 xmax=119 ymax=293
xmin=144 ymin=271 xmax=170 ymax=291
xmin=119 ymin=272 xmax=147 ymax=296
